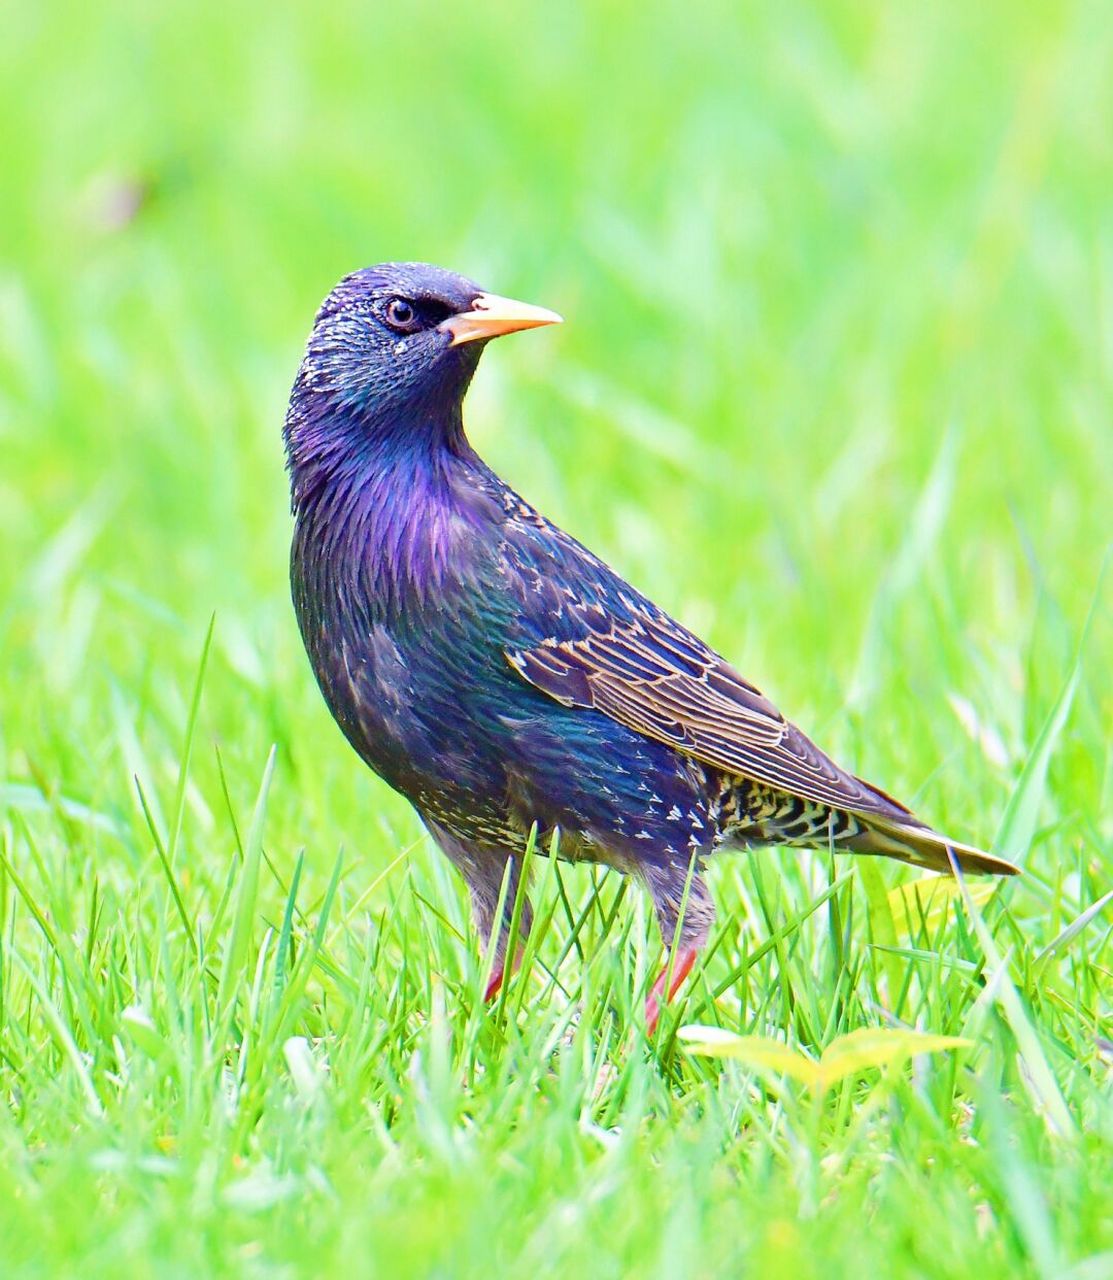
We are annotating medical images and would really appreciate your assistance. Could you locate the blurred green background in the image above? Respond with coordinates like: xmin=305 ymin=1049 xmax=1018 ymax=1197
xmin=1 ymin=2 xmax=1110 ymax=1277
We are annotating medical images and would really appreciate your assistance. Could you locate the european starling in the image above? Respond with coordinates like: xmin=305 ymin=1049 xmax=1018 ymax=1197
xmin=284 ymin=262 xmax=1018 ymax=1031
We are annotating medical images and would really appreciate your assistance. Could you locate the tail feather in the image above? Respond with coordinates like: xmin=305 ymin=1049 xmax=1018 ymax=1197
xmin=849 ymin=817 xmax=1020 ymax=877
xmin=716 ymin=777 xmax=1019 ymax=877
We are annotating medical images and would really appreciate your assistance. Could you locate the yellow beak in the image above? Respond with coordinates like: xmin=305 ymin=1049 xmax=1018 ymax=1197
xmin=439 ymin=292 xmax=563 ymax=347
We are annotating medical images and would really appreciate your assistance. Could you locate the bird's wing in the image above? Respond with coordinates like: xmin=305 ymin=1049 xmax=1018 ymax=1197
xmin=500 ymin=497 xmax=914 ymax=822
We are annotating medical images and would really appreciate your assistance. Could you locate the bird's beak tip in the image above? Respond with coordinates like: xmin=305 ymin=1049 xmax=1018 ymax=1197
xmin=440 ymin=292 xmax=563 ymax=347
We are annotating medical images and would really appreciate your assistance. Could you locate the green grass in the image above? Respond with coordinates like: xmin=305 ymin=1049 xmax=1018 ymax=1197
xmin=2 ymin=1 xmax=1111 ymax=1276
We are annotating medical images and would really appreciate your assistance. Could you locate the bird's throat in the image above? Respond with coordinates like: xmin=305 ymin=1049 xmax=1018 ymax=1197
xmin=287 ymin=398 xmax=491 ymax=621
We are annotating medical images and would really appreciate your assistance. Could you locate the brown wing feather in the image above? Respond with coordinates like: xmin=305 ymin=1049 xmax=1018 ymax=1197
xmin=507 ymin=612 xmax=917 ymax=824
xmin=498 ymin=486 xmax=921 ymax=826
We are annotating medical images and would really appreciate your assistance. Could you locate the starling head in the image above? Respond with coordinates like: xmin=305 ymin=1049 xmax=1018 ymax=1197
xmin=294 ymin=262 xmax=561 ymax=426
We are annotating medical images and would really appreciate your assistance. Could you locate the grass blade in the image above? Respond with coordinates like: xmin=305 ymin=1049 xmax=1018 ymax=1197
xmin=216 ymin=747 xmax=276 ymax=1023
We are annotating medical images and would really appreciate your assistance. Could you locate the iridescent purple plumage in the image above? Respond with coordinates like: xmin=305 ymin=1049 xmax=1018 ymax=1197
xmin=284 ymin=262 xmax=1017 ymax=1030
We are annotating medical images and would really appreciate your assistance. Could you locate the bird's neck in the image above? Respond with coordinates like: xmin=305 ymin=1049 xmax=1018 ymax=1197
xmin=287 ymin=395 xmax=497 ymax=619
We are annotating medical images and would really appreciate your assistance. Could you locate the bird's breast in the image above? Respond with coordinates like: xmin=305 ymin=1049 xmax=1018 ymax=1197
xmin=293 ymin=512 xmax=519 ymax=800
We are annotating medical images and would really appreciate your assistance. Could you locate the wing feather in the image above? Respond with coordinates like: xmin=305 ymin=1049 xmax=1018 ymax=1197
xmin=500 ymin=495 xmax=915 ymax=824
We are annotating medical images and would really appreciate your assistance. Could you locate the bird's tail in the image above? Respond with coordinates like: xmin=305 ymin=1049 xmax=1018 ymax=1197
xmin=847 ymin=816 xmax=1020 ymax=877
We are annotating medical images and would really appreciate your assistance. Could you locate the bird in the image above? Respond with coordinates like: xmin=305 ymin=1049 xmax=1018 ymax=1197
xmin=283 ymin=261 xmax=1019 ymax=1033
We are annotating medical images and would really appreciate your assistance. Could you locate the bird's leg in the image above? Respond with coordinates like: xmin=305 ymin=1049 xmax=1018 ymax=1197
xmin=479 ymin=856 xmax=533 ymax=1003
xmin=422 ymin=820 xmax=533 ymax=1002
xmin=481 ymin=868 xmax=528 ymax=1003
xmin=643 ymin=856 xmax=714 ymax=1035
xmin=482 ymin=942 xmax=526 ymax=1002
xmin=645 ymin=945 xmax=702 ymax=1036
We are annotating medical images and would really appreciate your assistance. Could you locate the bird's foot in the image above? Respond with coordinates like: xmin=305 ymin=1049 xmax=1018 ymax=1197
xmin=645 ymin=945 xmax=700 ymax=1036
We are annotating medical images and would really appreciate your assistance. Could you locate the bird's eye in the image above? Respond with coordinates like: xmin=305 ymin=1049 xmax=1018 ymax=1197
xmin=385 ymin=297 xmax=417 ymax=330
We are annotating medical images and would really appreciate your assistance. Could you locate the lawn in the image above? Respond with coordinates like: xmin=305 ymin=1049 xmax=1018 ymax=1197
xmin=1 ymin=2 xmax=1110 ymax=1276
